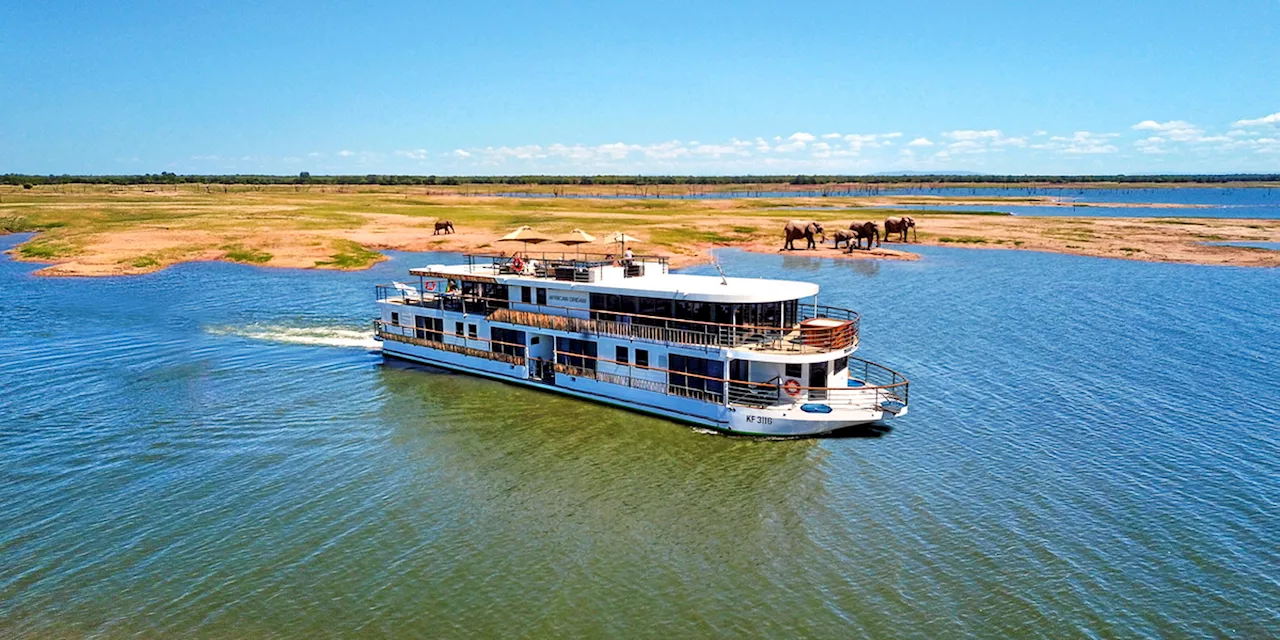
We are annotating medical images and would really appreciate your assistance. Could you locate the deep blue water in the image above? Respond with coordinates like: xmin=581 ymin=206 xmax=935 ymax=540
xmin=2 ymin=234 xmax=1278 ymax=638
xmin=873 ymin=202 xmax=1280 ymax=219
xmin=489 ymin=186 xmax=1280 ymax=218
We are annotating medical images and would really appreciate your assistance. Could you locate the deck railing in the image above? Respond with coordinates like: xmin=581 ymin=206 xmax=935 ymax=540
xmin=373 ymin=320 xmax=525 ymax=366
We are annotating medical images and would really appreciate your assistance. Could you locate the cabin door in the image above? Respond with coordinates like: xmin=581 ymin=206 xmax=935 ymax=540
xmin=527 ymin=333 xmax=555 ymax=384
xmin=808 ymin=363 xmax=827 ymax=401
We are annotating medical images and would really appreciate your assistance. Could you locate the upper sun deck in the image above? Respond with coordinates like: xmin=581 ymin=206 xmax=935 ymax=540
xmin=407 ymin=252 xmax=819 ymax=304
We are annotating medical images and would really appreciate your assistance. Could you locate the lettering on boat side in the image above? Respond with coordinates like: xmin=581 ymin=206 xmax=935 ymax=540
xmin=746 ymin=415 xmax=774 ymax=425
xmin=548 ymin=292 xmax=589 ymax=307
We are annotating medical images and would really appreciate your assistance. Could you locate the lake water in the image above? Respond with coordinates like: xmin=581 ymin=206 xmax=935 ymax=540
xmin=494 ymin=186 xmax=1280 ymax=218
xmin=2 ymin=236 xmax=1278 ymax=638
xmin=871 ymin=202 xmax=1280 ymax=219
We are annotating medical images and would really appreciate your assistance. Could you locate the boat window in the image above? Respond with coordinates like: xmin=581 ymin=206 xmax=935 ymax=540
xmin=468 ymin=324 xmax=478 ymax=339
xmin=834 ymin=356 xmax=848 ymax=373
xmin=785 ymin=363 xmax=802 ymax=378
xmin=635 ymin=349 xmax=649 ymax=368
xmin=555 ymin=337 xmax=597 ymax=370
xmin=784 ymin=299 xmax=798 ymax=326
xmin=616 ymin=346 xmax=628 ymax=364
xmin=416 ymin=316 xmax=442 ymax=342
xmin=455 ymin=322 xmax=463 ymax=337
xmin=536 ymin=288 xmax=547 ymax=306
xmin=521 ymin=287 xmax=532 ymax=304
xmin=391 ymin=312 xmax=399 ymax=326
xmin=491 ymin=327 xmax=526 ymax=359
xmin=668 ymin=354 xmax=725 ymax=399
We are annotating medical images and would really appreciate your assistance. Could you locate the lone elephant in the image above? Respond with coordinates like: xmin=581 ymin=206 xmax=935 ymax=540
xmin=434 ymin=220 xmax=455 ymax=235
xmin=847 ymin=221 xmax=880 ymax=251
xmin=783 ymin=220 xmax=825 ymax=250
xmin=884 ymin=216 xmax=916 ymax=242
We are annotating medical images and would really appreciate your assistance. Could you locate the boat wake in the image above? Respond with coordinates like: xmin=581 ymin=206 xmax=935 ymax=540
xmin=207 ymin=324 xmax=381 ymax=349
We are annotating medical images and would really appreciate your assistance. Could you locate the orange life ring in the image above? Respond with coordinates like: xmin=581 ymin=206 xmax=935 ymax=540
xmin=512 ymin=256 xmax=525 ymax=272
xmin=783 ymin=379 xmax=802 ymax=397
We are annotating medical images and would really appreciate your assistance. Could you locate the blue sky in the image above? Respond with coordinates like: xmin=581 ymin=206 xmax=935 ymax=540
xmin=3 ymin=0 xmax=1278 ymax=175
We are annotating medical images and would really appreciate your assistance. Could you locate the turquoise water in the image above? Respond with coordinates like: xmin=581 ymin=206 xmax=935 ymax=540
xmin=2 ymin=236 xmax=1278 ymax=638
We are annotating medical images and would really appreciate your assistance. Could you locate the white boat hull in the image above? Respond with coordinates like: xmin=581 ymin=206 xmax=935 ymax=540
xmin=381 ymin=341 xmax=897 ymax=437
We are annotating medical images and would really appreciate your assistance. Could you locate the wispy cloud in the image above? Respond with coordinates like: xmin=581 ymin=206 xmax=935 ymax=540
xmin=1034 ymin=131 xmax=1120 ymax=155
xmin=1234 ymin=112 xmax=1280 ymax=127
xmin=907 ymin=137 xmax=933 ymax=147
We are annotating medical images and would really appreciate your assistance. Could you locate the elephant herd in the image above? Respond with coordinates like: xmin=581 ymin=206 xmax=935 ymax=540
xmin=783 ymin=216 xmax=917 ymax=252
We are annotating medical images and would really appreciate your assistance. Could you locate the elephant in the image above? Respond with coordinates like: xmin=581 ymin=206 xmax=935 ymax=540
xmin=884 ymin=216 xmax=917 ymax=242
xmin=783 ymin=220 xmax=824 ymax=250
xmin=831 ymin=228 xmax=857 ymax=250
xmin=433 ymin=220 xmax=455 ymax=235
xmin=847 ymin=221 xmax=880 ymax=251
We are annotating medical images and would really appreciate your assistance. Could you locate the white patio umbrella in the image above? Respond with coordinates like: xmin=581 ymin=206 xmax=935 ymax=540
xmin=604 ymin=231 xmax=642 ymax=255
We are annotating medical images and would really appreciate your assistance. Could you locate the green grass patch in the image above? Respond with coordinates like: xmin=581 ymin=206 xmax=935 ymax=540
xmin=130 ymin=255 xmax=160 ymax=268
xmin=316 ymin=239 xmax=381 ymax=269
xmin=730 ymin=225 xmax=758 ymax=235
xmin=18 ymin=241 xmax=76 ymax=259
xmin=1119 ymin=247 xmax=1145 ymax=253
xmin=937 ymin=236 xmax=988 ymax=244
xmin=1143 ymin=219 xmax=1205 ymax=225
xmin=222 ymin=244 xmax=273 ymax=264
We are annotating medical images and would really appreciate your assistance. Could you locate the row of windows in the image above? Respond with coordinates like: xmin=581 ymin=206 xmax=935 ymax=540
xmin=589 ymin=294 xmax=799 ymax=328
xmin=518 ymin=286 xmax=548 ymax=305
xmin=614 ymin=345 xmax=650 ymax=368
xmin=785 ymin=357 xmax=849 ymax=380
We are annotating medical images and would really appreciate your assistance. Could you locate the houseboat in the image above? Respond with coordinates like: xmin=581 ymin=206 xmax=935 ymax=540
xmin=373 ymin=252 xmax=909 ymax=437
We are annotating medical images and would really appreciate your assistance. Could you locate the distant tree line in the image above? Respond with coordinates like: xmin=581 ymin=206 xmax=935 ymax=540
xmin=2 ymin=172 xmax=1277 ymax=187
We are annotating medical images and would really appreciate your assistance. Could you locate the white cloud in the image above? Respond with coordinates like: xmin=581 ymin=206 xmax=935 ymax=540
xmin=940 ymin=129 xmax=1025 ymax=154
xmin=336 ymin=149 xmax=355 ymax=157
xmin=944 ymin=129 xmax=1003 ymax=141
xmin=453 ymin=149 xmax=471 ymax=158
xmin=821 ymin=132 xmax=843 ymax=139
xmin=395 ymin=149 xmax=429 ymax=160
xmin=1131 ymin=120 xmax=1203 ymax=141
xmin=774 ymin=132 xmax=815 ymax=152
xmin=907 ymin=137 xmax=933 ymax=147
xmin=1040 ymin=131 xmax=1120 ymax=155
xmin=1234 ymin=112 xmax=1280 ymax=127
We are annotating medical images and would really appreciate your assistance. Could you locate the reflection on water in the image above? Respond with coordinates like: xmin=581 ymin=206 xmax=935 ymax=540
xmin=1 ymin=241 xmax=1277 ymax=638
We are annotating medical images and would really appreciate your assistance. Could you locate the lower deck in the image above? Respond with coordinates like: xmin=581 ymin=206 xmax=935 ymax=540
xmin=374 ymin=309 xmax=908 ymax=437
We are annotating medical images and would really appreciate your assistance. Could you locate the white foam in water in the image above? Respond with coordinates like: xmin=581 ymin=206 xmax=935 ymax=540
xmin=208 ymin=325 xmax=381 ymax=349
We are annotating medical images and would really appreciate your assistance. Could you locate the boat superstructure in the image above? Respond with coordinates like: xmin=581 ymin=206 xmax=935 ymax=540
xmin=373 ymin=252 xmax=908 ymax=436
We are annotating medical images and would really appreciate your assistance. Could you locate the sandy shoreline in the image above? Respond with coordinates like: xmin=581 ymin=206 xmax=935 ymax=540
xmin=3 ymin=186 xmax=1278 ymax=276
